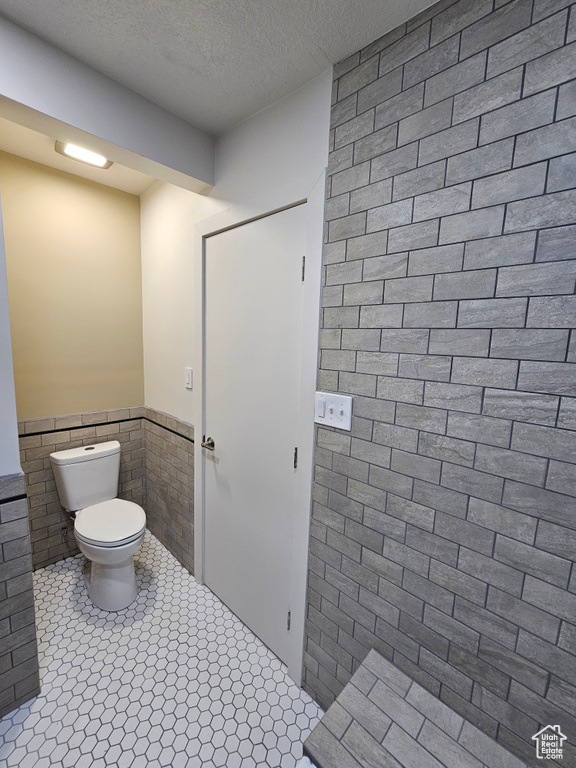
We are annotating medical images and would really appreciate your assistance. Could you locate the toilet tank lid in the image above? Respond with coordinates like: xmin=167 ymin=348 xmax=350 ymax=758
xmin=50 ymin=440 xmax=121 ymax=466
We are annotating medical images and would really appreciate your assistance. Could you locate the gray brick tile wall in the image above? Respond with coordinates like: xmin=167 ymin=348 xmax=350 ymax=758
xmin=0 ymin=474 xmax=40 ymax=719
xmin=305 ymin=648 xmax=531 ymax=768
xmin=306 ymin=0 xmax=576 ymax=763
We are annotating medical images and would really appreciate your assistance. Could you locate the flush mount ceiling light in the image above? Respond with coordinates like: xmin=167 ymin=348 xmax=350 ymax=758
xmin=54 ymin=141 xmax=113 ymax=169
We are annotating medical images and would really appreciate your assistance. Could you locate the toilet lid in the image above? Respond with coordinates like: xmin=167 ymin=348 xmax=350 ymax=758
xmin=75 ymin=499 xmax=146 ymax=544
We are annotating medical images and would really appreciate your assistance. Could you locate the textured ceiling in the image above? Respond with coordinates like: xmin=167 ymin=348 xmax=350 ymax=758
xmin=0 ymin=0 xmax=435 ymax=135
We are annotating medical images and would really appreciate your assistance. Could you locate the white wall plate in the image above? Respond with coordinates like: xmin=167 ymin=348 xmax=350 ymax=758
xmin=314 ymin=391 xmax=352 ymax=431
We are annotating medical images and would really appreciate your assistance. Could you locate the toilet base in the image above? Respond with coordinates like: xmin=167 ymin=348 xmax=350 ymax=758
xmin=86 ymin=559 xmax=138 ymax=611
xmin=75 ymin=529 xmax=145 ymax=612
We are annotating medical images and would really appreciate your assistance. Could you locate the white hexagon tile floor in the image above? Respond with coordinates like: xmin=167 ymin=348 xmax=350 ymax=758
xmin=0 ymin=531 xmax=323 ymax=768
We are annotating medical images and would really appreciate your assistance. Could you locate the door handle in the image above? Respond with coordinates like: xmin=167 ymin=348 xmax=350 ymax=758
xmin=201 ymin=436 xmax=215 ymax=451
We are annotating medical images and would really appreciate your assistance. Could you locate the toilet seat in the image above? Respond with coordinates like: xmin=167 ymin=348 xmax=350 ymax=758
xmin=75 ymin=499 xmax=146 ymax=548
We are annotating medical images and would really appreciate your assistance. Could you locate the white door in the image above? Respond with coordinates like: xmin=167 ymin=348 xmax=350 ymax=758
xmin=203 ymin=204 xmax=306 ymax=667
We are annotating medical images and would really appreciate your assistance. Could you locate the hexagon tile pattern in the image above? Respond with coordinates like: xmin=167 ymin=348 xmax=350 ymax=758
xmin=0 ymin=531 xmax=322 ymax=767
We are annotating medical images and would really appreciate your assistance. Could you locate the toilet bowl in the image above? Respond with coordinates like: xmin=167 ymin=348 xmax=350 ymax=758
xmin=74 ymin=498 xmax=146 ymax=611
xmin=50 ymin=441 xmax=147 ymax=611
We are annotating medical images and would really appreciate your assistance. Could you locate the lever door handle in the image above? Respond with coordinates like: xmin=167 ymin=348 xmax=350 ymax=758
xmin=201 ymin=436 xmax=215 ymax=451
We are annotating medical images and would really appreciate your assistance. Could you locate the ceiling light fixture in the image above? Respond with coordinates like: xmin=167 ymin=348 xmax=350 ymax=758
xmin=54 ymin=141 xmax=113 ymax=169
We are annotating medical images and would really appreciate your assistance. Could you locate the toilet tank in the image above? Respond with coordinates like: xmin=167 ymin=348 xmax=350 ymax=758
xmin=50 ymin=441 xmax=121 ymax=511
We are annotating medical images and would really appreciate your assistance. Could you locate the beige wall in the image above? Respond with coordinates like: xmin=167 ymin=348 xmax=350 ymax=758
xmin=0 ymin=152 xmax=144 ymax=420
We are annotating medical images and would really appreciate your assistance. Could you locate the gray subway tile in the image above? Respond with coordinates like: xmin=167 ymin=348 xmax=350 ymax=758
xmin=403 ymin=301 xmax=457 ymax=329
xmin=424 ymin=53 xmax=487 ymax=109
xmin=496 ymin=260 xmax=576 ymax=297
xmin=413 ymin=480 xmax=469 ymax=519
xmin=468 ymin=497 xmax=536 ymax=545
xmin=441 ymin=462 xmax=504 ymax=503
xmin=375 ymin=83 xmax=425 ymax=131
xmin=429 ymin=329 xmax=490 ymax=358
xmin=535 ymin=520 xmax=576 ymax=561
xmin=479 ymin=89 xmax=556 ymax=145
xmin=548 ymin=152 xmax=576 ymax=194
xmin=446 ymin=139 xmax=514 ymax=186
xmin=514 ymin=118 xmax=576 ymax=167
xmin=356 ymin=68 xmax=403 ymax=115
xmin=463 ymin=231 xmax=536 ymax=270
xmin=454 ymin=596 xmax=518 ymax=650
xmin=475 ymin=444 xmax=547 ymax=487
xmin=462 ymin=0 xmax=532 ymax=59
xmin=472 ymin=163 xmax=547 ymax=209
xmin=396 ymin=403 xmax=447 ymax=435
xmin=332 ymin=162 xmax=371 ymax=196
xmin=439 ymin=207 xmax=505 ymax=246
xmin=371 ymin=143 xmax=419 ymax=183
xmin=523 ymin=40 xmax=576 ymax=96
xmin=430 ymin=0 xmax=493 ymax=46
xmin=355 ymin=124 xmax=398 ymax=164
xmin=483 ymin=388 xmax=558 ymax=426
xmin=360 ymin=302 xmax=402 ymax=329
xmin=344 ymin=281 xmax=384 ymax=307
xmin=503 ymin=478 xmax=576 ymax=529
xmin=557 ymin=78 xmax=576 ymax=120
xmin=413 ymin=184 xmax=471 ymax=223
xmin=408 ymin=243 xmax=463 ymax=277
xmin=517 ymin=360 xmax=576 ymax=397
xmin=347 ymin=231 xmax=388 ymax=261
xmin=487 ymin=10 xmax=567 ymax=78
xmin=329 ymin=212 xmax=367 ymax=242
xmin=398 ymin=99 xmax=453 ymax=146
xmin=388 ymin=220 xmax=439 ymax=254
xmin=356 ymin=352 xmax=398 ymax=376
xmin=419 ymin=432 xmax=475 ymax=468
xmin=338 ymin=56 xmax=379 ymax=101
xmin=435 ymin=511 xmax=495 ymax=556
xmin=425 ymin=382 xmax=483 ymax=414
xmin=453 ymin=68 xmax=523 ymax=125
xmin=458 ymin=297 xmax=527 ymax=328
xmin=491 ymin=328 xmax=569 ymax=362
xmin=424 ymin=605 xmax=480 ymax=655
xmin=350 ymin=178 xmax=392 ymax=214
xmin=398 ymin=353 xmax=452 ymax=381
xmin=367 ymin=199 xmax=412 ymax=233
xmin=478 ymin=635 xmax=549 ymax=695
xmin=511 ymin=421 xmax=576 ymax=462
xmin=495 ymin=534 xmax=571 ymax=589
xmin=451 ymin=357 xmax=518 ymax=390
xmin=419 ymin=120 xmax=479 ymax=166
xmin=381 ymin=329 xmax=430 ymax=354
xmin=403 ymin=35 xmax=460 ymax=89
xmin=449 ymin=645 xmax=511 ymax=699
xmin=434 ymin=269 xmax=497 ymax=300
xmin=536 ymin=224 xmax=576 ymax=263
xmin=379 ymin=22 xmax=430 ymax=77
xmin=546 ymin=459 xmax=576 ymax=496
xmin=364 ymin=252 xmax=408 ymax=282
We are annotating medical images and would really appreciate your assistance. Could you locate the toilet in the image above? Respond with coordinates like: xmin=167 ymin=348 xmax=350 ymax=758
xmin=50 ymin=440 xmax=146 ymax=611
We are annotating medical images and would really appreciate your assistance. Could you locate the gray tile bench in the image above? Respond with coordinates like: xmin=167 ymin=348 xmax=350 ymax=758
xmin=304 ymin=649 xmax=530 ymax=768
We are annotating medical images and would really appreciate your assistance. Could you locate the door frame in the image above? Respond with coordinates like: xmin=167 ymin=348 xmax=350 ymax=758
xmin=192 ymin=172 xmax=326 ymax=684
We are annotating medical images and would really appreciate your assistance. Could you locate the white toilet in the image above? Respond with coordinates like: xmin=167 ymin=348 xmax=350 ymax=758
xmin=50 ymin=440 xmax=146 ymax=611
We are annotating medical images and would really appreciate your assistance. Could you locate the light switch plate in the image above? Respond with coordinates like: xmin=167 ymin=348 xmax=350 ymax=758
xmin=184 ymin=367 xmax=193 ymax=389
xmin=314 ymin=391 xmax=352 ymax=431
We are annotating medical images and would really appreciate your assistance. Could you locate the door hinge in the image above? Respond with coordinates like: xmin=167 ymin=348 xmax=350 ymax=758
xmin=302 ymin=255 xmax=306 ymax=282
xmin=287 ymin=611 xmax=291 ymax=631
xmin=294 ymin=447 xmax=298 ymax=469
